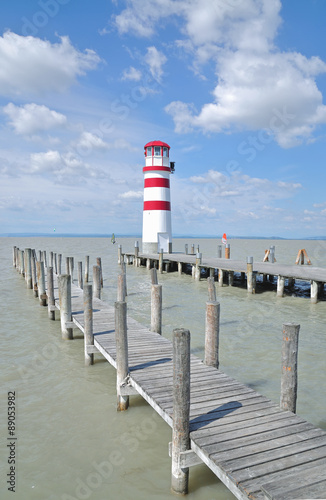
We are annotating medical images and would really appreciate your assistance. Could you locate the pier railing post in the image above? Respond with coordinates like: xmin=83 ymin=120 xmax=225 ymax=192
xmin=85 ymin=255 xmax=89 ymax=283
xmin=47 ymin=267 xmax=55 ymax=320
xmin=96 ymin=257 xmax=103 ymax=287
xmin=36 ymin=261 xmax=47 ymax=306
xmin=204 ymin=301 xmax=220 ymax=369
xmin=25 ymin=248 xmax=32 ymax=289
xmin=84 ymin=283 xmax=94 ymax=366
xmin=151 ymin=284 xmax=162 ymax=334
xmin=171 ymin=328 xmax=190 ymax=495
xmin=280 ymin=323 xmax=300 ymax=413
xmin=93 ymin=265 xmax=101 ymax=299
xmin=58 ymin=274 xmax=73 ymax=340
xmin=115 ymin=301 xmax=129 ymax=411
xmin=78 ymin=261 xmax=83 ymax=289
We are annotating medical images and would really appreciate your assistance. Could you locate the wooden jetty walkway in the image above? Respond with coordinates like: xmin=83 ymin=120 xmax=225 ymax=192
xmin=122 ymin=245 xmax=326 ymax=303
xmin=13 ymin=246 xmax=326 ymax=499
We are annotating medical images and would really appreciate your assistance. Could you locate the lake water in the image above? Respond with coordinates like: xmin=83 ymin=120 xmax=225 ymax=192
xmin=1 ymin=236 xmax=326 ymax=500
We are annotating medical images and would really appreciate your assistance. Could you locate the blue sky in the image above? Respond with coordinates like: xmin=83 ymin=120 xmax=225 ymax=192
xmin=1 ymin=0 xmax=326 ymax=238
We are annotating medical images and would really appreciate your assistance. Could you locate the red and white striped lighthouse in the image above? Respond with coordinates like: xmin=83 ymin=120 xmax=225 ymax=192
xmin=142 ymin=140 xmax=173 ymax=254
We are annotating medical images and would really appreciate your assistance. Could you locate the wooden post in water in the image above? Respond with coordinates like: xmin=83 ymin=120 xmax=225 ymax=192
xmin=191 ymin=244 xmax=195 ymax=255
xmin=78 ymin=261 xmax=83 ymax=289
xmin=20 ymin=250 xmax=25 ymax=276
xmin=247 ymin=256 xmax=254 ymax=294
xmin=69 ymin=257 xmax=74 ymax=283
xmin=43 ymin=250 xmax=47 ymax=268
xmin=217 ymin=245 xmax=222 ymax=258
xmin=151 ymin=267 xmax=158 ymax=285
xmin=218 ymin=268 xmax=224 ymax=287
xmin=207 ymin=277 xmax=216 ymax=301
xmin=228 ymin=271 xmax=234 ymax=286
xmin=151 ymin=284 xmax=162 ymax=334
xmin=47 ymin=267 xmax=55 ymax=320
xmin=31 ymin=252 xmax=38 ymax=297
xmin=178 ymin=262 xmax=182 ymax=275
xmin=225 ymin=243 xmax=230 ymax=259
xmin=311 ymin=281 xmax=319 ymax=304
xmin=96 ymin=257 xmax=103 ymax=287
xmin=83 ymin=283 xmax=94 ymax=366
xmin=134 ymin=241 xmax=139 ymax=267
xmin=50 ymin=251 xmax=53 ymax=268
xmin=54 ymin=253 xmax=57 ymax=274
xmin=58 ymin=254 xmax=62 ymax=275
xmin=288 ymin=277 xmax=295 ymax=289
xmin=36 ymin=261 xmax=47 ymax=306
xmin=171 ymin=328 xmax=190 ymax=495
xmin=65 ymin=257 xmax=70 ymax=275
xmin=85 ymin=255 xmax=89 ymax=283
xmin=277 ymin=275 xmax=285 ymax=297
xmin=93 ymin=265 xmax=101 ymax=299
xmin=159 ymin=249 xmax=163 ymax=274
xmin=58 ymin=274 xmax=73 ymax=340
xmin=118 ymin=245 xmax=122 ymax=265
xmin=146 ymin=258 xmax=151 ymax=269
xmin=280 ymin=323 xmax=300 ymax=413
xmin=204 ymin=301 xmax=220 ymax=369
xmin=185 ymin=244 xmax=188 ymax=255
xmin=25 ymin=248 xmax=32 ymax=289
xmin=115 ymin=301 xmax=129 ymax=411
xmin=117 ymin=274 xmax=126 ymax=301
xmin=195 ymin=252 xmax=202 ymax=281
xmin=120 ymin=261 xmax=127 ymax=297
xmin=13 ymin=246 xmax=17 ymax=267
xmin=38 ymin=250 xmax=42 ymax=262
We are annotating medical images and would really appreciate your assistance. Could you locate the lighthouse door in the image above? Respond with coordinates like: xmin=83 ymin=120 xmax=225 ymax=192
xmin=157 ymin=233 xmax=170 ymax=253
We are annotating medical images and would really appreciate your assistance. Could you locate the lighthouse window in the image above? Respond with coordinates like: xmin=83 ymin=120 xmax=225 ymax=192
xmin=163 ymin=147 xmax=168 ymax=157
xmin=147 ymin=147 xmax=152 ymax=156
xmin=154 ymin=146 xmax=161 ymax=156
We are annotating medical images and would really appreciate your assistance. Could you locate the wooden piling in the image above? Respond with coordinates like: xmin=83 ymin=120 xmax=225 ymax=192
xmin=134 ymin=241 xmax=139 ymax=267
xmin=151 ymin=268 xmax=158 ymax=285
xmin=277 ymin=276 xmax=285 ymax=297
xmin=78 ymin=261 xmax=83 ymax=289
xmin=93 ymin=265 xmax=101 ymax=299
xmin=65 ymin=257 xmax=70 ymax=275
xmin=204 ymin=301 xmax=220 ymax=369
xmin=31 ymin=252 xmax=38 ymax=297
xmin=50 ymin=251 xmax=53 ymax=268
xmin=178 ymin=262 xmax=182 ymax=275
xmin=159 ymin=249 xmax=163 ymax=274
xmin=207 ymin=277 xmax=216 ymax=301
xmin=47 ymin=267 xmax=55 ymax=320
xmin=117 ymin=274 xmax=126 ymax=301
xmin=36 ymin=261 xmax=47 ymax=306
xmin=280 ymin=323 xmax=300 ymax=413
xmin=171 ymin=328 xmax=190 ymax=495
xmin=96 ymin=257 xmax=103 ymax=286
xmin=83 ymin=283 xmax=94 ymax=366
xmin=311 ymin=280 xmax=319 ymax=304
xmin=185 ymin=244 xmax=188 ymax=255
xmin=13 ymin=246 xmax=17 ymax=267
xmin=58 ymin=254 xmax=62 ymax=275
xmin=247 ymin=256 xmax=254 ymax=294
xmin=25 ymin=248 xmax=32 ymax=289
xmin=191 ymin=244 xmax=195 ymax=255
xmin=115 ymin=301 xmax=129 ymax=411
xmin=120 ymin=261 xmax=127 ymax=297
xmin=85 ymin=255 xmax=89 ymax=282
xmin=118 ymin=245 xmax=122 ymax=265
xmin=69 ymin=256 xmax=74 ymax=283
xmin=218 ymin=268 xmax=223 ymax=287
xmin=54 ymin=253 xmax=58 ymax=274
xmin=20 ymin=250 xmax=25 ymax=276
xmin=217 ymin=245 xmax=222 ymax=258
xmin=58 ymin=274 xmax=73 ymax=340
xmin=228 ymin=270 xmax=234 ymax=286
xmin=43 ymin=250 xmax=47 ymax=268
xmin=225 ymin=243 xmax=230 ymax=259
xmin=151 ymin=284 xmax=162 ymax=334
xmin=195 ymin=252 xmax=202 ymax=281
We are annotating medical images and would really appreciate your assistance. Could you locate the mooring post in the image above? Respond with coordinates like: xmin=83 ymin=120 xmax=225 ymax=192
xmin=228 ymin=270 xmax=234 ymax=286
xmin=151 ymin=284 xmax=162 ymax=334
xmin=195 ymin=252 xmax=202 ymax=281
xmin=311 ymin=280 xmax=319 ymax=304
xmin=78 ymin=261 xmax=83 ymax=289
xmin=280 ymin=323 xmax=300 ymax=413
xmin=134 ymin=241 xmax=139 ymax=267
xmin=204 ymin=301 xmax=220 ymax=369
xmin=93 ymin=265 xmax=101 ymax=299
xmin=225 ymin=243 xmax=230 ymax=259
xmin=58 ymin=274 xmax=73 ymax=340
xmin=207 ymin=277 xmax=216 ymax=301
xmin=185 ymin=244 xmax=188 ymax=255
xmin=159 ymin=248 xmax=164 ymax=274
xmin=54 ymin=253 xmax=57 ymax=274
xmin=47 ymin=267 xmax=55 ymax=320
xmin=118 ymin=244 xmax=122 ymax=265
xmin=69 ymin=257 xmax=74 ymax=283
xmin=191 ymin=244 xmax=195 ymax=255
xmin=269 ymin=245 xmax=275 ymax=263
xmin=25 ymin=248 xmax=32 ymax=289
xmin=43 ymin=250 xmax=47 ymax=268
xmin=288 ymin=277 xmax=295 ymax=289
xmin=50 ymin=251 xmax=53 ymax=268
xmin=38 ymin=250 xmax=42 ymax=262
xmin=151 ymin=267 xmax=158 ymax=285
xmin=247 ymin=256 xmax=254 ymax=294
xmin=83 ymin=283 xmax=94 ymax=366
xmin=96 ymin=257 xmax=103 ymax=287
xmin=85 ymin=255 xmax=89 ymax=283
xmin=20 ymin=250 xmax=25 ymax=276
xmin=58 ymin=254 xmax=62 ymax=275
xmin=13 ymin=246 xmax=16 ymax=267
xmin=217 ymin=245 xmax=222 ymax=258
xmin=146 ymin=258 xmax=151 ymax=269
xmin=36 ymin=261 xmax=47 ymax=306
xmin=178 ymin=262 xmax=182 ymax=275
xmin=117 ymin=273 xmax=126 ymax=301
xmin=277 ymin=275 xmax=285 ymax=297
xmin=31 ymin=252 xmax=38 ymax=297
xmin=65 ymin=257 xmax=70 ymax=275
xmin=115 ymin=301 xmax=129 ymax=411
xmin=171 ymin=328 xmax=190 ymax=495
xmin=218 ymin=268 xmax=224 ymax=287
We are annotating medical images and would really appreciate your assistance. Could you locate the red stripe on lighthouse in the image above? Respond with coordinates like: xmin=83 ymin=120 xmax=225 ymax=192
xmin=143 ymin=166 xmax=171 ymax=173
xmin=144 ymin=178 xmax=170 ymax=188
xmin=143 ymin=201 xmax=171 ymax=211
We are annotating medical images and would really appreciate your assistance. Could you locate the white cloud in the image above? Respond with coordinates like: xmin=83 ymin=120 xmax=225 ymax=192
xmin=144 ymin=46 xmax=167 ymax=83
xmin=0 ymin=31 xmax=101 ymax=97
xmin=75 ymin=132 xmax=109 ymax=153
xmin=3 ymin=103 xmax=67 ymax=135
xmin=119 ymin=190 xmax=143 ymax=199
xmin=121 ymin=66 xmax=142 ymax=81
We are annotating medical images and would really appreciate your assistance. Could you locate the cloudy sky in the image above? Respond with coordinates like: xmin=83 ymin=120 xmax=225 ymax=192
xmin=1 ymin=0 xmax=326 ymax=237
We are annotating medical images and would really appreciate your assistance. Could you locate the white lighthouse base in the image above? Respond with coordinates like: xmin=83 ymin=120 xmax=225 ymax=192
xmin=142 ymin=240 xmax=172 ymax=254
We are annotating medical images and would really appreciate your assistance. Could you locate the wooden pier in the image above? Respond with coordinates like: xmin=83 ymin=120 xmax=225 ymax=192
xmin=13 ymin=247 xmax=326 ymax=499
xmin=122 ymin=247 xmax=326 ymax=303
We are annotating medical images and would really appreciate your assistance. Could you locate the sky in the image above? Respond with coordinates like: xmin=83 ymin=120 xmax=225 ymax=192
xmin=1 ymin=0 xmax=326 ymax=238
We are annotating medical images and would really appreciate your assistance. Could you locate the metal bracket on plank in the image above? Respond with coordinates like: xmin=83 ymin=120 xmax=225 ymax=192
xmin=168 ymin=442 xmax=202 ymax=468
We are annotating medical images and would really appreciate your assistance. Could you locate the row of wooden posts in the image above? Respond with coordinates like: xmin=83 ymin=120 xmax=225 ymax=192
xmin=13 ymin=245 xmax=300 ymax=495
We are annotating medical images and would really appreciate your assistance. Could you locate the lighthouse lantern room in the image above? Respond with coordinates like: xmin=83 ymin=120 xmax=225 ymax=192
xmin=142 ymin=140 xmax=173 ymax=254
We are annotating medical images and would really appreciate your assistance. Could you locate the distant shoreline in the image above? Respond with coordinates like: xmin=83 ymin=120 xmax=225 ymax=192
xmin=1 ymin=233 xmax=326 ymax=240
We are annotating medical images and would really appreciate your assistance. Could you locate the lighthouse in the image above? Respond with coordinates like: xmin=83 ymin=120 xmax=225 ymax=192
xmin=142 ymin=140 xmax=173 ymax=254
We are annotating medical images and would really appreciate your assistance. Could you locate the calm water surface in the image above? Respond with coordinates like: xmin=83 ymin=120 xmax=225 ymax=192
xmin=1 ymin=237 xmax=326 ymax=500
